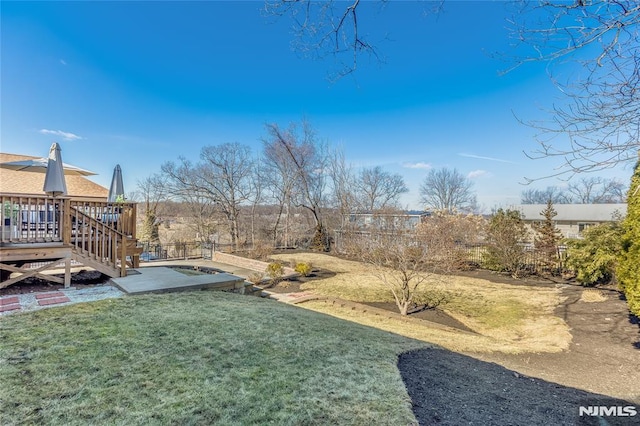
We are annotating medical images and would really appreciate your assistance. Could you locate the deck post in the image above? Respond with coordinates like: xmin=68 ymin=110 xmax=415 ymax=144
xmin=62 ymin=198 xmax=71 ymax=245
xmin=120 ymin=236 xmax=127 ymax=277
xmin=64 ymin=256 xmax=71 ymax=288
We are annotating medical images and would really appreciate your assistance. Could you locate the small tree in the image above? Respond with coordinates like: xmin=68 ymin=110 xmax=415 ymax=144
xmin=352 ymin=216 xmax=457 ymax=316
xmin=484 ymin=209 xmax=529 ymax=278
xmin=266 ymin=262 xmax=285 ymax=286
xmin=566 ymin=223 xmax=624 ymax=286
xmin=294 ymin=262 xmax=313 ymax=277
xmin=617 ymin=156 xmax=640 ymax=317
xmin=532 ymin=200 xmax=563 ymax=274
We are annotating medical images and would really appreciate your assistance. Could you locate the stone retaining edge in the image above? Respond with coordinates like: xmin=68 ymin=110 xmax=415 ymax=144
xmin=212 ymin=252 xmax=297 ymax=277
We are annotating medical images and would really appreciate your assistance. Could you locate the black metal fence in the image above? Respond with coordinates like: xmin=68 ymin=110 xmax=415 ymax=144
xmin=139 ymin=242 xmax=214 ymax=262
xmin=334 ymin=230 xmax=569 ymax=273
xmin=463 ymin=244 xmax=568 ymax=272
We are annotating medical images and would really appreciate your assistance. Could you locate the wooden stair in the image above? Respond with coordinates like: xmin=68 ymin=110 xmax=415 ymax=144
xmin=68 ymin=208 xmax=140 ymax=278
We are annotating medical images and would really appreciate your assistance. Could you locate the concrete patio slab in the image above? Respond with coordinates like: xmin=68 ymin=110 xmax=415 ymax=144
xmin=139 ymin=259 xmax=258 ymax=279
xmin=110 ymin=267 xmax=246 ymax=295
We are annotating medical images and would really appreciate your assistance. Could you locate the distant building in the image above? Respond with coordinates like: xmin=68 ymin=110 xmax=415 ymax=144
xmin=344 ymin=211 xmax=431 ymax=231
xmin=0 ymin=153 xmax=108 ymax=198
xmin=515 ymin=204 xmax=626 ymax=239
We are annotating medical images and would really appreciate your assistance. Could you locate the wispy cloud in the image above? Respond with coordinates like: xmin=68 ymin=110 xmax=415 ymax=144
xmin=402 ymin=161 xmax=432 ymax=170
xmin=59 ymin=59 xmax=67 ymax=65
xmin=467 ymin=169 xmax=489 ymax=179
xmin=459 ymin=153 xmax=517 ymax=164
xmin=39 ymin=129 xmax=83 ymax=141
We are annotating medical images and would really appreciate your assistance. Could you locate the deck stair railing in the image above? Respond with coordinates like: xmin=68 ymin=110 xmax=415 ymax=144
xmin=1 ymin=194 xmax=137 ymax=277
xmin=67 ymin=207 xmax=127 ymax=277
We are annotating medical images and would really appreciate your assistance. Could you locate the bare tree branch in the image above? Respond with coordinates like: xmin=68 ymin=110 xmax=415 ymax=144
xmin=264 ymin=0 xmax=421 ymax=80
xmin=508 ymin=1 xmax=640 ymax=178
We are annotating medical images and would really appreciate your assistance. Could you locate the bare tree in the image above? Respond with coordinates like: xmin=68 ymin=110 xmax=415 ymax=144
xmin=135 ymin=173 xmax=169 ymax=243
xmin=522 ymin=178 xmax=627 ymax=204
xmin=520 ymin=186 xmax=570 ymax=204
xmin=161 ymin=143 xmax=255 ymax=250
xmin=566 ymin=177 xmax=627 ymax=204
xmin=509 ymin=1 xmax=640 ymax=178
xmin=348 ymin=215 xmax=456 ymax=315
xmin=180 ymin=192 xmax=219 ymax=243
xmin=355 ymin=166 xmax=408 ymax=212
xmin=419 ymin=168 xmax=477 ymax=213
xmin=328 ymin=147 xmax=357 ymax=229
xmin=263 ymin=120 xmax=330 ymax=251
xmin=248 ymin=160 xmax=266 ymax=248
xmin=262 ymin=134 xmax=299 ymax=248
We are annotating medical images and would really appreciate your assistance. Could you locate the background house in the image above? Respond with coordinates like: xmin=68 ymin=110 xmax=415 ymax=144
xmin=345 ymin=210 xmax=431 ymax=231
xmin=515 ymin=204 xmax=627 ymax=239
xmin=0 ymin=153 xmax=108 ymax=199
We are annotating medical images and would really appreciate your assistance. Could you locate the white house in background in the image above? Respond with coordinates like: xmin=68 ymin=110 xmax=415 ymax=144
xmin=515 ymin=203 xmax=627 ymax=240
xmin=344 ymin=210 xmax=431 ymax=230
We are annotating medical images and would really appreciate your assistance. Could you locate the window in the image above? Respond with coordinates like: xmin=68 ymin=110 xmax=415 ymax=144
xmin=578 ymin=222 xmax=595 ymax=233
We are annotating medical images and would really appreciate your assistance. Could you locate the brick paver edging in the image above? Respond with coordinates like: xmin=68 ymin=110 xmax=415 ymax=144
xmin=34 ymin=291 xmax=71 ymax=306
xmin=0 ymin=296 xmax=21 ymax=313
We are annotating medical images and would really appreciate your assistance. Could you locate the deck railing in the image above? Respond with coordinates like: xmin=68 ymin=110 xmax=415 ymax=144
xmin=1 ymin=194 xmax=65 ymax=243
xmin=1 ymin=194 xmax=137 ymax=277
xmin=1 ymin=194 xmax=136 ymax=244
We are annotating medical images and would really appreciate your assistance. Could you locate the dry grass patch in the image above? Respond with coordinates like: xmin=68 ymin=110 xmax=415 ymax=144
xmin=580 ymin=288 xmax=608 ymax=303
xmin=272 ymin=253 xmax=571 ymax=354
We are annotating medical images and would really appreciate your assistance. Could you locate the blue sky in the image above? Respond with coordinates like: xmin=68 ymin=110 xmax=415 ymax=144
xmin=1 ymin=1 xmax=631 ymax=210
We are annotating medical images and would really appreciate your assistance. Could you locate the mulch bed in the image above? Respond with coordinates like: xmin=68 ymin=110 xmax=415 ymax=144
xmin=0 ymin=270 xmax=110 ymax=295
xmin=398 ymin=347 xmax=636 ymax=426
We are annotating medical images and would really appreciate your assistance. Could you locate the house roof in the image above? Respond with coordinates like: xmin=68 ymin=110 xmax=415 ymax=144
xmin=0 ymin=152 xmax=108 ymax=199
xmin=515 ymin=204 xmax=627 ymax=222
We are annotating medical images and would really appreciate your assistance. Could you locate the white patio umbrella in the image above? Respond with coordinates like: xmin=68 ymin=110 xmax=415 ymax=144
xmin=107 ymin=164 xmax=125 ymax=203
xmin=43 ymin=143 xmax=68 ymax=197
xmin=0 ymin=155 xmax=96 ymax=176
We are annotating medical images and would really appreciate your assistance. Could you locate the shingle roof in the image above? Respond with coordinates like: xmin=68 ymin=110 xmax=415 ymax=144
xmin=515 ymin=204 xmax=627 ymax=222
xmin=0 ymin=152 xmax=108 ymax=199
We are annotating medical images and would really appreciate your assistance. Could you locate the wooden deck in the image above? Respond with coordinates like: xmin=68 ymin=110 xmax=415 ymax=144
xmin=1 ymin=194 xmax=140 ymax=288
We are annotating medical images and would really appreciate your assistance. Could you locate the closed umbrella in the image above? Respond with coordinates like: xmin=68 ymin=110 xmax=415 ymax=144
xmin=107 ymin=164 xmax=125 ymax=203
xmin=43 ymin=143 xmax=67 ymax=197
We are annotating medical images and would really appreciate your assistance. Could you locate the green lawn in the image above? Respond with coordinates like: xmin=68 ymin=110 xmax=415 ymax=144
xmin=0 ymin=292 xmax=426 ymax=425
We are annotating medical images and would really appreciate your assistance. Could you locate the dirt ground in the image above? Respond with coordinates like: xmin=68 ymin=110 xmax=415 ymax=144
xmin=398 ymin=271 xmax=640 ymax=425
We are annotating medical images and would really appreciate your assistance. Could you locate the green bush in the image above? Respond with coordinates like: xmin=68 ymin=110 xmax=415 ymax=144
xmin=565 ymin=222 xmax=623 ymax=285
xmin=294 ymin=262 xmax=313 ymax=277
xmin=483 ymin=209 xmax=529 ymax=278
xmin=265 ymin=262 xmax=285 ymax=285
xmin=617 ymin=158 xmax=640 ymax=316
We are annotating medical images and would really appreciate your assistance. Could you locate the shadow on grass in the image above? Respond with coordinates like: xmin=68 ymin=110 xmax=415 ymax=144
xmin=398 ymin=347 xmax=637 ymax=426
